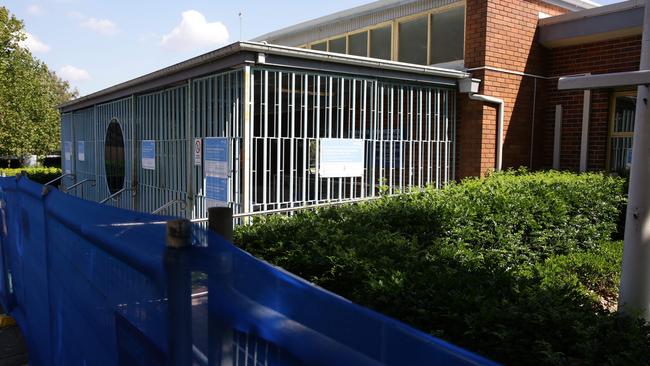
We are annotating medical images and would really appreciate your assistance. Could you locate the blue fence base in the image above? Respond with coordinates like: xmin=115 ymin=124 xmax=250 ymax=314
xmin=0 ymin=176 xmax=498 ymax=365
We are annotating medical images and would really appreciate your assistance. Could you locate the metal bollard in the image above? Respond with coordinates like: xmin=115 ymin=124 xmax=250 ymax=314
xmin=207 ymin=207 xmax=233 ymax=242
xmin=165 ymin=219 xmax=192 ymax=365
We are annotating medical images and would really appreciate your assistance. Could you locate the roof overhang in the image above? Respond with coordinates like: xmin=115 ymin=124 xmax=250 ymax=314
xmin=60 ymin=42 xmax=469 ymax=113
xmin=539 ymin=0 xmax=643 ymax=48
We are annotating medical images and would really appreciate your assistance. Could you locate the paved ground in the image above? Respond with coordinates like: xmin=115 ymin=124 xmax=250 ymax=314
xmin=0 ymin=323 xmax=28 ymax=366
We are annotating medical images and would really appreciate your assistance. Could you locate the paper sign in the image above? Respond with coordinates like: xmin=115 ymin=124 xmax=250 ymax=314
xmin=194 ymin=138 xmax=202 ymax=166
xmin=77 ymin=141 xmax=85 ymax=161
xmin=204 ymin=137 xmax=229 ymax=208
xmin=63 ymin=141 xmax=72 ymax=174
xmin=626 ymin=148 xmax=633 ymax=168
xmin=141 ymin=140 xmax=156 ymax=170
xmin=319 ymin=138 xmax=365 ymax=178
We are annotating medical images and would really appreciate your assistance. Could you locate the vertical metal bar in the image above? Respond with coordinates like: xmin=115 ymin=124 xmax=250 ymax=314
xmin=436 ymin=90 xmax=441 ymax=189
xmin=263 ymin=70 xmax=269 ymax=211
xmin=444 ymin=90 xmax=450 ymax=184
xmin=399 ymin=86 xmax=404 ymax=192
xmin=277 ymin=72 xmax=282 ymax=208
xmin=302 ymin=74 xmax=308 ymax=206
xmin=290 ymin=72 xmax=296 ymax=207
xmin=315 ymin=75 xmax=321 ymax=202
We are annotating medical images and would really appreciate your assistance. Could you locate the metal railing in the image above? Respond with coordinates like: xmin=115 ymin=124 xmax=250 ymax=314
xmin=45 ymin=173 xmax=75 ymax=187
xmin=152 ymin=199 xmax=187 ymax=215
xmin=99 ymin=187 xmax=132 ymax=204
xmin=63 ymin=178 xmax=95 ymax=194
xmin=190 ymin=194 xmax=391 ymax=223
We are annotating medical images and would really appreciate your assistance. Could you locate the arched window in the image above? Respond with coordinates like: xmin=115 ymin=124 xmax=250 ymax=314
xmin=105 ymin=119 xmax=125 ymax=194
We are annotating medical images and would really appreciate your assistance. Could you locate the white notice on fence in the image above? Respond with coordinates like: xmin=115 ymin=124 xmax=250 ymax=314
xmin=63 ymin=141 xmax=72 ymax=174
xmin=319 ymin=138 xmax=365 ymax=178
xmin=194 ymin=138 xmax=202 ymax=166
xmin=77 ymin=141 xmax=85 ymax=161
xmin=203 ymin=137 xmax=229 ymax=208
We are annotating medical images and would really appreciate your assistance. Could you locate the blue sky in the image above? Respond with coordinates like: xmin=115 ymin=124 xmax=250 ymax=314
xmin=4 ymin=0 xmax=625 ymax=96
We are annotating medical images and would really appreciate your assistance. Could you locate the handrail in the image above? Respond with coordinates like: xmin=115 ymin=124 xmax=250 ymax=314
xmin=45 ymin=173 xmax=75 ymax=187
xmin=152 ymin=199 xmax=187 ymax=215
xmin=190 ymin=195 xmax=390 ymax=223
xmin=99 ymin=187 xmax=131 ymax=204
xmin=64 ymin=178 xmax=95 ymax=192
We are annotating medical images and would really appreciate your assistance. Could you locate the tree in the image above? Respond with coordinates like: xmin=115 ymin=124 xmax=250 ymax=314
xmin=0 ymin=6 xmax=77 ymax=162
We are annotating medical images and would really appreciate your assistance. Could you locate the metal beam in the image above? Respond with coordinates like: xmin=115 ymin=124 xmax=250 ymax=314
xmin=558 ymin=70 xmax=650 ymax=90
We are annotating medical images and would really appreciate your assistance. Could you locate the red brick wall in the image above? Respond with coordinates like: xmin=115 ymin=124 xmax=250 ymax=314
xmin=457 ymin=0 xmax=566 ymax=178
xmin=539 ymin=35 xmax=641 ymax=171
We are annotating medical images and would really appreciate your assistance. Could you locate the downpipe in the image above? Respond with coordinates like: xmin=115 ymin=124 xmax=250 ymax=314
xmin=468 ymin=93 xmax=505 ymax=172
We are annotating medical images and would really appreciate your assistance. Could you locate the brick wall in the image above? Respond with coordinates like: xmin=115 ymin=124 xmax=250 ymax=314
xmin=457 ymin=0 xmax=565 ymax=178
xmin=539 ymin=35 xmax=641 ymax=171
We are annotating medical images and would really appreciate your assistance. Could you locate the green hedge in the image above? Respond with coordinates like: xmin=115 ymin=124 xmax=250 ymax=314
xmin=235 ymin=170 xmax=650 ymax=365
xmin=0 ymin=167 xmax=62 ymax=185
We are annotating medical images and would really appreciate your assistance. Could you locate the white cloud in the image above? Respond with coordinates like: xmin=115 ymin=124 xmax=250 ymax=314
xmin=20 ymin=32 xmax=51 ymax=53
xmin=58 ymin=65 xmax=91 ymax=82
xmin=160 ymin=10 xmax=229 ymax=52
xmin=81 ymin=18 xmax=119 ymax=36
xmin=27 ymin=4 xmax=44 ymax=16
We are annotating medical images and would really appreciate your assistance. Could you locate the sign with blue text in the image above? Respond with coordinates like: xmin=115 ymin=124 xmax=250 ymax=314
xmin=204 ymin=137 xmax=229 ymax=208
xmin=319 ymin=138 xmax=365 ymax=177
xmin=141 ymin=140 xmax=155 ymax=170
xmin=63 ymin=141 xmax=72 ymax=174
xmin=77 ymin=141 xmax=85 ymax=161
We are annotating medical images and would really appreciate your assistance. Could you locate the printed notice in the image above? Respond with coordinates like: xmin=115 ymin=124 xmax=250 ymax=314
xmin=77 ymin=141 xmax=85 ymax=161
xmin=194 ymin=138 xmax=202 ymax=166
xmin=204 ymin=137 xmax=229 ymax=208
xmin=141 ymin=140 xmax=156 ymax=170
xmin=63 ymin=141 xmax=72 ymax=174
xmin=319 ymin=138 xmax=365 ymax=178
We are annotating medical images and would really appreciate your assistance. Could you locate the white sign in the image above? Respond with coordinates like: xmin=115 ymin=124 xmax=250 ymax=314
xmin=141 ymin=140 xmax=156 ymax=170
xmin=319 ymin=138 xmax=365 ymax=178
xmin=204 ymin=137 xmax=229 ymax=208
xmin=77 ymin=141 xmax=85 ymax=161
xmin=63 ymin=141 xmax=72 ymax=174
xmin=194 ymin=138 xmax=202 ymax=166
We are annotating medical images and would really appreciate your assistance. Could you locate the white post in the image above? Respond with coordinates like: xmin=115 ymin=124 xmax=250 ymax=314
xmin=619 ymin=3 xmax=650 ymax=318
xmin=553 ymin=105 xmax=562 ymax=170
xmin=579 ymin=89 xmax=591 ymax=172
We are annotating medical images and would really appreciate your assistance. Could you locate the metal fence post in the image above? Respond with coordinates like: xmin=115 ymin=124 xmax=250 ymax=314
xmin=208 ymin=207 xmax=233 ymax=242
xmin=165 ymin=219 xmax=193 ymax=365
xmin=207 ymin=207 xmax=233 ymax=366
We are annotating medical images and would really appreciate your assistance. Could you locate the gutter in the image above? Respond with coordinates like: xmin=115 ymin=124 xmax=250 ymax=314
xmin=60 ymin=41 xmax=468 ymax=112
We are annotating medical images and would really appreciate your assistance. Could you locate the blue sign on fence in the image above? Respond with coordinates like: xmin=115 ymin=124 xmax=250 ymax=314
xmin=204 ymin=137 xmax=229 ymax=208
xmin=141 ymin=140 xmax=155 ymax=170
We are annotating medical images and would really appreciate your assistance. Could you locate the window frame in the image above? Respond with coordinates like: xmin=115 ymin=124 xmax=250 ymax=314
xmin=303 ymin=3 xmax=465 ymax=65
xmin=606 ymin=90 xmax=637 ymax=171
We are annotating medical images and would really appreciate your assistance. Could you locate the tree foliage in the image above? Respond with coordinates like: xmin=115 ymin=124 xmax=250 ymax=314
xmin=0 ymin=6 xmax=77 ymax=158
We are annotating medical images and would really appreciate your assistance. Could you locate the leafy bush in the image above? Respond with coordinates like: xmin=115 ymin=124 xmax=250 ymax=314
xmin=0 ymin=167 xmax=62 ymax=184
xmin=234 ymin=170 xmax=649 ymax=365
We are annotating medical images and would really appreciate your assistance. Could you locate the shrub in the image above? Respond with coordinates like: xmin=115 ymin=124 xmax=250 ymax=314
xmin=0 ymin=167 xmax=62 ymax=185
xmin=234 ymin=170 xmax=648 ymax=365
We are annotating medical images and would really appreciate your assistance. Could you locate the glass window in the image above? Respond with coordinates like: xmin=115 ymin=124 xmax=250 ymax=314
xmin=370 ymin=26 xmax=391 ymax=60
xmin=328 ymin=37 xmax=346 ymax=54
xmin=105 ymin=119 xmax=125 ymax=195
xmin=348 ymin=32 xmax=368 ymax=57
xmin=398 ymin=16 xmax=428 ymax=65
xmin=609 ymin=93 xmax=636 ymax=172
xmin=311 ymin=42 xmax=327 ymax=51
xmin=430 ymin=7 xmax=465 ymax=64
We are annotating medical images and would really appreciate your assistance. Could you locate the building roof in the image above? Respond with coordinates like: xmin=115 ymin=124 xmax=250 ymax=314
xmin=539 ymin=0 xmax=643 ymax=47
xmin=60 ymin=42 xmax=469 ymax=113
xmin=253 ymin=0 xmax=600 ymax=46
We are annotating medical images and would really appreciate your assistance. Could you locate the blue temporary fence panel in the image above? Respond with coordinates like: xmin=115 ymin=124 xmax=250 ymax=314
xmin=0 ymin=176 xmax=498 ymax=366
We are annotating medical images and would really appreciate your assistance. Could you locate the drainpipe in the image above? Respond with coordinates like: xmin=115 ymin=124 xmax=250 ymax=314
xmin=459 ymin=78 xmax=505 ymax=171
